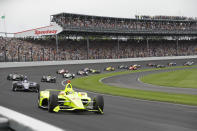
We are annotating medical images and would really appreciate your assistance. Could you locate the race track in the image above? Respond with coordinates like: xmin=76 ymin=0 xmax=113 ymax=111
xmin=0 ymin=59 xmax=197 ymax=131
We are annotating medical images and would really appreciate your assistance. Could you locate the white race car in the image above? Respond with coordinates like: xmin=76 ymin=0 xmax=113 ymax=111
xmin=12 ymin=79 xmax=40 ymax=92
xmin=41 ymin=76 xmax=56 ymax=83
xmin=7 ymin=73 xmax=24 ymax=81
xmin=63 ymin=73 xmax=75 ymax=79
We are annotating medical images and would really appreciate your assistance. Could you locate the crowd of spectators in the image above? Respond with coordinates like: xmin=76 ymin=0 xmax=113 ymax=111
xmin=135 ymin=15 xmax=197 ymax=21
xmin=52 ymin=14 xmax=197 ymax=31
xmin=0 ymin=37 xmax=197 ymax=62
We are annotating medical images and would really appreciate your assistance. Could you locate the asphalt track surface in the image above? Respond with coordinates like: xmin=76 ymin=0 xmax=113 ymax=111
xmin=0 ymin=59 xmax=197 ymax=131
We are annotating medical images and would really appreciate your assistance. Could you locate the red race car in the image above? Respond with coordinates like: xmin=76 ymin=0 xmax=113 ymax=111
xmin=56 ymin=69 xmax=69 ymax=74
xmin=128 ymin=65 xmax=138 ymax=70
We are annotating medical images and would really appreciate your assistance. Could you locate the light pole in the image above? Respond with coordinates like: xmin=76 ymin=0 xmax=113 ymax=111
xmin=18 ymin=45 xmax=21 ymax=62
xmin=30 ymin=47 xmax=33 ymax=61
xmin=42 ymin=48 xmax=44 ymax=61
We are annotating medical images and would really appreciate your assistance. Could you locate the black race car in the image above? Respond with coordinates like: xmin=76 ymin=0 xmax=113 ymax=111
xmin=7 ymin=73 xmax=25 ymax=81
xmin=12 ymin=79 xmax=40 ymax=92
xmin=41 ymin=76 xmax=56 ymax=83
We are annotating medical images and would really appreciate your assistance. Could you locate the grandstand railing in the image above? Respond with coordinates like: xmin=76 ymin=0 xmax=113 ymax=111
xmin=62 ymin=25 xmax=197 ymax=35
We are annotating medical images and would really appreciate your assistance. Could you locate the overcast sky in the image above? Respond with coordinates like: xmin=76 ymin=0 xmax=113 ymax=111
xmin=0 ymin=0 xmax=197 ymax=34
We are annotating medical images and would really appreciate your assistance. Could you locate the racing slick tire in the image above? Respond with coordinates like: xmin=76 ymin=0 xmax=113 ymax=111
xmin=48 ymin=93 xmax=58 ymax=113
xmin=35 ymin=84 xmax=40 ymax=93
xmin=41 ymin=78 xmax=46 ymax=82
xmin=84 ymin=72 xmax=88 ymax=76
xmin=93 ymin=95 xmax=104 ymax=114
xmin=20 ymin=77 xmax=24 ymax=81
xmin=12 ymin=84 xmax=17 ymax=91
xmin=38 ymin=91 xmax=41 ymax=108
xmin=7 ymin=76 xmax=10 ymax=80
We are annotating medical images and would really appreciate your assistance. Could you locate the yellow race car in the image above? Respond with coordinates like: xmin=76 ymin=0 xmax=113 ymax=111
xmin=104 ymin=66 xmax=115 ymax=71
xmin=38 ymin=80 xmax=104 ymax=114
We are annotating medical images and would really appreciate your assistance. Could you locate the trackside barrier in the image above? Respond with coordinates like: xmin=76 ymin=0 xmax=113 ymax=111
xmin=0 ymin=116 xmax=9 ymax=129
xmin=0 ymin=55 xmax=196 ymax=68
xmin=0 ymin=106 xmax=65 ymax=131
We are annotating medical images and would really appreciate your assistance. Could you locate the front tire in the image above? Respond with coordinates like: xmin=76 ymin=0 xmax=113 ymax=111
xmin=93 ymin=95 xmax=104 ymax=114
xmin=48 ymin=93 xmax=58 ymax=113
xmin=38 ymin=91 xmax=41 ymax=108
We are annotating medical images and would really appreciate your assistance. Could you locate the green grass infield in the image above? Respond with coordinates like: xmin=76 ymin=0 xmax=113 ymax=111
xmin=72 ymin=66 xmax=197 ymax=106
xmin=140 ymin=68 xmax=197 ymax=89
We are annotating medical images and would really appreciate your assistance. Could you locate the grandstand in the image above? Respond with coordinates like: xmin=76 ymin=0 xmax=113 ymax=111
xmin=0 ymin=13 xmax=197 ymax=62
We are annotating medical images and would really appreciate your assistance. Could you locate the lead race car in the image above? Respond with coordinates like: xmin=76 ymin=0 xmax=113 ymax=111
xmin=38 ymin=80 xmax=104 ymax=114
xmin=12 ymin=77 xmax=40 ymax=92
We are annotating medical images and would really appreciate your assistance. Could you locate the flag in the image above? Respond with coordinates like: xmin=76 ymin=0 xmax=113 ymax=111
xmin=1 ymin=15 xmax=5 ymax=19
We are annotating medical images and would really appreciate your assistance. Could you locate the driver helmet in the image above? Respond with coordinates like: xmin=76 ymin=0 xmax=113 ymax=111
xmin=64 ymin=80 xmax=74 ymax=94
xmin=24 ymin=76 xmax=28 ymax=80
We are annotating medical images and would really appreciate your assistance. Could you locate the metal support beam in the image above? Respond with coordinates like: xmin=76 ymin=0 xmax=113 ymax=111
xmin=146 ymin=39 xmax=149 ymax=57
xmin=18 ymin=45 xmax=21 ymax=62
xmin=87 ymin=37 xmax=89 ymax=59
xmin=4 ymin=46 xmax=6 ymax=62
xmin=4 ymin=32 xmax=7 ymax=62
xmin=176 ymin=39 xmax=179 ymax=56
xmin=56 ymin=34 xmax=59 ymax=55
xmin=49 ymin=48 xmax=51 ymax=61
xmin=30 ymin=47 xmax=33 ymax=61
xmin=42 ymin=48 xmax=44 ymax=61
xmin=117 ymin=38 xmax=120 ymax=58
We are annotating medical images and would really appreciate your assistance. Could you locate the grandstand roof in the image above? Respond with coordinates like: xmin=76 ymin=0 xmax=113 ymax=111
xmin=52 ymin=12 xmax=197 ymax=22
xmin=51 ymin=12 xmax=197 ymax=37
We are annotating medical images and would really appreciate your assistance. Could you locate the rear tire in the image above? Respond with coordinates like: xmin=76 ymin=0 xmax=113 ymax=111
xmin=48 ymin=93 xmax=58 ymax=113
xmin=7 ymin=76 xmax=10 ymax=80
xmin=35 ymin=84 xmax=40 ymax=93
xmin=93 ymin=95 xmax=104 ymax=114
xmin=12 ymin=84 xmax=17 ymax=91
